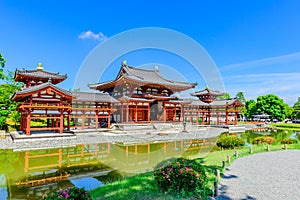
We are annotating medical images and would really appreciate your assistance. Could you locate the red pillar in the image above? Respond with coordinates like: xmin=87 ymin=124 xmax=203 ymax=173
xmin=135 ymin=103 xmax=137 ymax=123
xmin=121 ymin=103 xmax=124 ymax=123
xmin=60 ymin=111 xmax=64 ymax=134
xmin=26 ymin=111 xmax=31 ymax=136
xmin=148 ymin=103 xmax=150 ymax=122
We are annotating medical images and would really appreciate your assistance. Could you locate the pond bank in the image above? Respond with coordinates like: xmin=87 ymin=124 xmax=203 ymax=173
xmin=0 ymin=126 xmax=228 ymax=151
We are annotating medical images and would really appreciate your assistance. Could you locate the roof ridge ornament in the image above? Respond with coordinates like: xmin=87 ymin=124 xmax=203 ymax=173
xmin=37 ymin=62 xmax=44 ymax=70
xmin=122 ymin=60 xmax=127 ymax=66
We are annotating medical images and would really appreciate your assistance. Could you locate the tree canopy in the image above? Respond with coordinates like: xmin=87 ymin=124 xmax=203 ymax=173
xmin=235 ymin=91 xmax=246 ymax=103
xmin=0 ymin=53 xmax=21 ymax=131
xmin=255 ymin=94 xmax=287 ymax=121
xmin=217 ymin=92 xmax=231 ymax=100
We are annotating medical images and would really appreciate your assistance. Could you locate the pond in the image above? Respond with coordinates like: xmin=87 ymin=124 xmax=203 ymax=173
xmin=0 ymin=137 xmax=217 ymax=199
xmin=1 ymin=127 xmax=298 ymax=199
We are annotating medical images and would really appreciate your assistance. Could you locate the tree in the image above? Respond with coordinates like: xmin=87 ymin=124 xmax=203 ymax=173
xmin=217 ymin=92 xmax=231 ymax=100
xmin=244 ymin=99 xmax=256 ymax=119
xmin=0 ymin=53 xmax=21 ymax=131
xmin=292 ymin=100 xmax=300 ymax=119
xmin=0 ymin=53 xmax=6 ymax=79
xmin=255 ymin=94 xmax=287 ymax=121
xmin=235 ymin=91 xmax=246 ymax=103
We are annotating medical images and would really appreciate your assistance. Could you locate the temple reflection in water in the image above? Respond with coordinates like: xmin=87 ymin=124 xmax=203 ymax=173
xmin=1 ymin=138 xmax=217 ymax=199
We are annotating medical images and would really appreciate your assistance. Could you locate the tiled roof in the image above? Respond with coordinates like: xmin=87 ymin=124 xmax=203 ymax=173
xmin=15 ymin=81 xmax=71 ymax=95
xmin=191 ymin=88 xmax=224 ymax=97
xmin=89 ymin=64 xmax=197 ymax=90
xmin=15 ymin=69 xmax=67 ymax=81
xmin=11 ymin=81 xmax=72 ymax=101
xmin=120 ymin=65 xmax=196 ymax=88
xmin=190 ymin=98 xmax=244 ymax=107
xmin=72 ymin=92 xmax=119 ymax=103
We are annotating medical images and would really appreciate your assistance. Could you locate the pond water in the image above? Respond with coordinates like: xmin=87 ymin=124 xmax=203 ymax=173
xmin=1 ymin=128 xmax=299 ymax=199
xmin=0 ymin=137 xmax=217 ymax=199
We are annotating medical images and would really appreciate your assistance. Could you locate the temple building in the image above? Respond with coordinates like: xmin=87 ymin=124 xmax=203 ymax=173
xmin=11 ymin=62 xmax=244 ymax=136
xmin=186 ymin=87 xmax=244 ymax=125
xmin=11 ymin=63 xmax=118 ymax=135
xmin=89 ymin=61 xmax=197 ymax=123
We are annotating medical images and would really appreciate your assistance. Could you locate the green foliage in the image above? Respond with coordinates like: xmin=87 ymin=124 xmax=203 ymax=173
xmin=292 ymin=100 xmax=300 ymax=119
xmin=236 ymin=91 xmax=246 ymax=103
xmin=0 ymin=53 xmax=21 ymax=131
xmin=255 ymin=94 xmax=287 ymax=121
xmin=42 ymin=187 xmax=91 ymax=200
xmin=252 ymin=136 xmax=275 ymax=145
xmin=280 ymin=138 xmax=298 ymax=144
xmin=217 ymin=92 xmax=231 ymax=100
xmin=244 ymin=99 xmax=256 ymax=119
xmin=0 ymin=53 xmax=6 ymax=79
xmin=154 ymin=157 xmax=207 ymax=197
xmin=216 ymin=135 xmax=245 ymax=149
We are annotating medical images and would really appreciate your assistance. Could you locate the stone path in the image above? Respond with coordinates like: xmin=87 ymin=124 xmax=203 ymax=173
xmin=216 ymin=150 xmax=300 ymax=200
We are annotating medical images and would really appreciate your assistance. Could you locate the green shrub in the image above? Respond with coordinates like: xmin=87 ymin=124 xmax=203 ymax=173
xmin=42 ymin=187 xmax=91 ymax=200
xmin=252 ymin=136 xmax=275 ymax=145
xmin=281 ymin=138 xmax=298 ymax=144
xmin=216 ymin=135 xmax=245 ymax=149
xmin=198 ymin=118 xmax=203 ymax=123
xmin=154 ymin=158 xmax=207 ymax=197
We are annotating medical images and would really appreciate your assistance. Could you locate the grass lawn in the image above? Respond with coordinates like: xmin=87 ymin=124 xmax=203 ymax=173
xmin=90 ymin=143 xmax=300 ymax=199
xmin=268 ymin=123 xmax=300 ymax=131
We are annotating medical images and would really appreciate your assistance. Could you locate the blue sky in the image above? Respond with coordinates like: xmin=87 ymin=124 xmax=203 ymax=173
xmin=1 ymin=0 xmax=300 ymax=105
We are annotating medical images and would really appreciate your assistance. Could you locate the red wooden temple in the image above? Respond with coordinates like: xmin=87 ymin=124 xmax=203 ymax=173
xmin=89 ymin=61 xmax=197 ymax=123
xmin=11 ymin=62 xmax=244 ymax=136
xmin=89 ymin=62 xmax=243 ymax=125
xmin=11 ymin=63 xmax=118 ymax=135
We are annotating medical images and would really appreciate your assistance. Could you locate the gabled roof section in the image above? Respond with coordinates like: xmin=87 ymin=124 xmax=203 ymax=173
xmin=191 ymin=86 xmax=224 ymax=97
xmin=11 ymin=81 xmax=72 ymax=101
xmin=190 ymin=98 xmax=244 ymax=107
xmin=89 ymin=64 xmax=197 ymax=91
xmin=14 ymin=65 xmax=67 ymax=84
xmin=72 ymin=92 xmax=119 ymax=103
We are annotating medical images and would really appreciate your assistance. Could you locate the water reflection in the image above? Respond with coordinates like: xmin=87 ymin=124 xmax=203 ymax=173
xmin=0 ymin=138 xmax=217 ymax=199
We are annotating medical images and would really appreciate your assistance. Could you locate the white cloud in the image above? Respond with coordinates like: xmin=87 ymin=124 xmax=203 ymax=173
xmin=78 ymin=30 xmax=107 ymax=42
xmin=220 ymin=51 xmax=300 ymax=71
xmin=223 ymin=72 xmax=300 ymax=105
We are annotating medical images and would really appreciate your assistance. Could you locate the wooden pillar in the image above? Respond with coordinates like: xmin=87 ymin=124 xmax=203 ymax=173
xmin=26 ymin=110 xmax=31 ymax=136
xmin=173 ymin=105 xmax=176 ymax=122
xmin=81 ymin=111 xmax=85 ymax=130
xmin=121 ymin=103 xmax=124 ymax=123
xmin=202 ymin=112 xmax=205 ymax=125
xmin=180 ymin=105 xmax=183 ymax=122
xmin=107 ymin=112 xmax=111 ymax=129
xmin=135 ymin=103 xmax=138 ymax=122
xmin=67 ymin=111 xmax=71 ymax=131
xmin=126 ymin=104 xmax=129 ymax=122
xmin=60 ymin=110 xmax=64 ymax=134
xmin=163 ymin=103 xmax=166 ymax=122
xmin=148 ymin=103 xmax=150 ymax=122
xmin=216 ymin=107 xmax=219 ymax=125
xmin=225 ymin=106 xmax=229 ymax=125
xmin=95 ymin=111 xmax=98 ymax=130
xmin=208 ymin=108 xmax=211 ymax=125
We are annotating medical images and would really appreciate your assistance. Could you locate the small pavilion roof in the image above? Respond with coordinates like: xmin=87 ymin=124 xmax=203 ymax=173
xmin=190 ymin=98 xmax=244 ymax=107
xmin=191 ymin=86 xmax=224 ymax=97
xmin=72 ymin=92 xmax=119 ymax=103
xmin=11 ymin=81 xmax=72 ymax=101
xmin=89 ymin=64 xmax=197 ymax=92
xmin=14 ymin=63 xmax=67 ymax=84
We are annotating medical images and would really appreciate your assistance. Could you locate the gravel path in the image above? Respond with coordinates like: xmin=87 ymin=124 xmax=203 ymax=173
xmin=216 ymin=150 xmax=300 ymax=200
